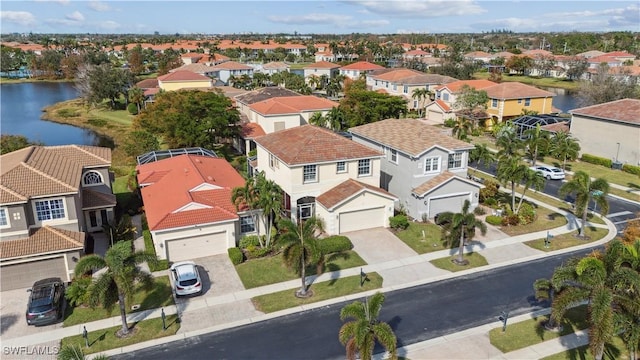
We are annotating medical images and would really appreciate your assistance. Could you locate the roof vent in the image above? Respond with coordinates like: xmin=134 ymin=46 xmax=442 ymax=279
xmin=207 ymin=176 xmax=214 ymax=181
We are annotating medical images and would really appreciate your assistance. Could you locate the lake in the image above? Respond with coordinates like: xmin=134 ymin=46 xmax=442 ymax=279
xmin=0 ymin=82 xmax=110 ymax=147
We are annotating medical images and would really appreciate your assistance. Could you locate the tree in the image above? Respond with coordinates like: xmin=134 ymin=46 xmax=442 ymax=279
xmin=278 ymin=217 xmax=324 ymax=297
xmin=75 ymin=63 xmax=135 ymax=109
xmin=122 ymin=130 xmax=159 ymax=158
xmin=495 ymin=122 xmax=523 ymax=160
xmin=533 ymin=278 xmax=561 ymax=329
xmin=469 ymin=144 xmax=495 ymax=177
xmin=451 ymin=116 xmax=474 ymax=141
xmin=505 ymin=55 xmax=534 ymax=75
xmin=134 ymin=90 xmax=241 ymax=149
xmin=438 ymin=199 xmax=487 ymax=265
xmin=128 ymin=87 xmax=144 ymax=113
xmin=523 ymin=123 xmax=549 ymax=167
xmin=622 ymin=215 xmax=640 ymax=245
xmin=411 ymin=88 xmax=430 ymax=117
xmin=339 ymin=292 xmax=397 ymax=360
xmin=558 ymin=171 xmax=609 ymax=237
xmin=515 ymin=168 xmax=545 ymax=214
xmin=102 ymin=214 xmax=137 ymax=246
xmin=549 ymin=132 xmax=580 ymax=170
xmin=74 ymin=240 xmax=157 ymax=336
xmin=326 ymin=106 xmax=347 ymax=131
xmin=127 ymin=44 xmax=145 ymax=75
xmin=496 ymin=155 xmax=528 ymax=212
xmin=254 ymin=172 xmax=283 ymax=248
xmin=232 ymin=178 xmax=262 ymax=247
xmin=308 ymin=112 xmax=327 ymax=128
xmin=577 ymin=63 xmax=640 ymax=107
xmin=339 ymin=88 xmax=407 ymax=127
xmin=0 ymin=134 xmax=43 ymax=154
xmin=565 ymin=56 xmax=589 ymax=80
xmin=453 ymin=85 xmax=489 ymax=122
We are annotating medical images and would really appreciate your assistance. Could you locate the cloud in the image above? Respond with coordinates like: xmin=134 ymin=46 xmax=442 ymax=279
xmin=268 ymin=13 xmax=352 ymax=26
xmin=95 ymin=20 xmax=120 ymax=31
xmin=34 ymin=0 xmax=70 ymax=4
xmin=65 ymin=11 xmax=84 ymax=22
xmin=1 ymin=11 xmax=37 ymax=27
xmin=344 ymin=0 xmax=486 ymax=18
xmin=470 ymin=17 xmax=606 ymax=32
xmin=88 ymin=1 xmax=111 ymax=12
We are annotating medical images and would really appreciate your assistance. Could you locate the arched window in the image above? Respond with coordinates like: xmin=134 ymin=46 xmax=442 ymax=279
xmin=83 ymin=171 xmax=103 ymax=186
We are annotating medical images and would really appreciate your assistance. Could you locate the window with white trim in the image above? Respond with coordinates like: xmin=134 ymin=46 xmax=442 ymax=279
xmin=390 ymin=149 xmax=398 ymax=164
xmin=403 ymin=85 xmax=408 ymax=93
xmin=448 ymin=152 xmax=463 ymax=169
xmin=442 ymin=93 xmax=449 ymax=101
xmin=358 ymin=159 xmax=371 ymax=177
xmin=336 ymin=161 xmax=346 ymax=173
xmin=240 ymin=215 xmax=256 ymax=233
xmin=524 ymin=98 xmax=531 ymax=106
xmin=491 ymin=99 xmax=498 ymax=108
xmin=82 ymin=171 xmax=103 ymax=186
xmin=303 ymin=165 xmax=317 ymax=183
xmin=34 ymin=199 xmax=66 ymax=221
xmin=269 ymin=153 xmax=278 ymax=169
xmin=424 ymin=157 xmax=440 ymax=173
xmin=0 ymin=208 xmax=8 ymax=227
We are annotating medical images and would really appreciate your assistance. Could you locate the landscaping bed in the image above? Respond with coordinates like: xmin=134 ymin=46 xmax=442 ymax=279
xmin=429 ymin=252 xmax=488 ymax=272
xmin=525 ymin=227 xmax=609 ymax=252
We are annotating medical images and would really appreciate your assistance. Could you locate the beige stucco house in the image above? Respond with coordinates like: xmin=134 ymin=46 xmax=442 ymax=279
xmin=158 ymin=70 xmax=213 ymax=91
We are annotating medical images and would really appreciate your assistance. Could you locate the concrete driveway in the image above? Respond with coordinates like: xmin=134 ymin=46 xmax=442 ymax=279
xmin=0 ymin=287 xmax=65 ymax=340
xmin=343 ymin=227 xmax=418 ymax=264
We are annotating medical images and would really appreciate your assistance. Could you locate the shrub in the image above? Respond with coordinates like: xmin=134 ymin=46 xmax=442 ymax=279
xmin=127 ymin=103 xmax=138 ymax=115
xmin=622 ymin=164 xmax=640 ymax=176
xmin=485 ymin=215 xmax=502 ymax=226
xmin=56 ymin=108 xmax=79 ymax=118
xmin=389 ymin=214 xmax=410 ymax=230
xmin=517 ymin=202 xmax=537 ymax=225
xmin=581 ymin=154 xmax=612 ymax=168
xmin=228 ymin=247 xmax=244 ymax=265
xmin=318 ymin=235 xmax=353 ymax=254
xmin=239 ymin=234 xmax=262 ymax=248
xmin=87 ymin=117 xmax=107 ymax=127
xmin=501 ymin=214 xmax=520 ymax=226
xmin=484 ymin=197 xmax=498 ymax=207
xmin=443 ymin=118 xmax=456 ymax=128
xmin=480 ymin=179 xmax=500 ymax=202
xmin=65 ymin=276 xmax=92 ymax=307
xmin=245 ymin=245 xmax=271 ymax=259
xmin=473 ymin=206 xmax=487 ymax=215
xmin=143 ymin=229 xmax=169 ymax=272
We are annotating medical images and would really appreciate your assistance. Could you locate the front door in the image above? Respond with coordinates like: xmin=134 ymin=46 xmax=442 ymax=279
xmin=86 ymin=210 xmax=105 ymax=232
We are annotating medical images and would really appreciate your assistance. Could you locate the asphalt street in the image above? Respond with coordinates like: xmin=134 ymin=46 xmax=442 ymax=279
xmin=113 ymin=249 xmax=594 ymax=360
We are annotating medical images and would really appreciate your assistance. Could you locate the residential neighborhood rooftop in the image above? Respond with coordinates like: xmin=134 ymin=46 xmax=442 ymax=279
xmin=483 ymin=82 xmax=555 ymax=99
xmin=316 ymin=179 xmax=396 ymax=210
xmin=570 ymin=98 xmax=640 ymax=125
xmin=234 ymin=87 xmax=301 ymax=105
xmin=248 ymin=95 xmax=338 ymax=115
xmin=0 ymin=226 xmax=84 ymax=260
xmin=158 ymin=71 xmax=211 ymax=82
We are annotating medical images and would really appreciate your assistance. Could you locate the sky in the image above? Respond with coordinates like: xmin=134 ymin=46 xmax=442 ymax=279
xmin=1 ymin=0 xmax=639 ymax=35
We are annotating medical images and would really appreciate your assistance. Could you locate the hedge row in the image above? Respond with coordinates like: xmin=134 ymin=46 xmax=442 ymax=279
xmin=623 ymin=163 xmax=640 ymax=176
xmin=318 ymin=235 xmax=353 ymax=254
xmin=581 ymin=154 xmax=612 ymax=168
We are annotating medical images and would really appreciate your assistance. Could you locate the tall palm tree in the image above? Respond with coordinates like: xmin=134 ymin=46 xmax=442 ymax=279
xmin=326 ymin=106 xmax=346 ymax=131
xmin=128 ymin=87 xmax=144 ymax=113
xmin=496 ymin=155 xmax=528 ymax=212
xmin=411 ymin=88 xmax=430 ymax=117
xmin=451 ymin=116 xmax=474 ymax=140
xmin=254 ymin=172 xmax=283 ymax=248
xmin=438 ymin=199 xmax=487 ymax=265
xmin=232 ymin=178 xmax=262 ymax=246
xmin=339 ymin=292 xmax=397 ymax=360
xmin=469 ymin=143 xmax=495 ymax=177
xmin=559 ymin=171 xmax=609 ymax=237
xmin=550 ymin=131 xmax=581 ymax=170
xmin=495 ymin=122 xmax=523 ymax=160
xmin=308 ymin=111 xmax=327 ymax=128
xmin=533 ymin=278 xmax=561 ymax=329
xmin=515 ymin=168 xmax=545 ymax=214
xmin=523 ymin=123 xmax=549 ymax=167
xmin=74 ymin=240 xmax=156 ymax=336
xmin=279 ymin=217 xmax=324 ymax=297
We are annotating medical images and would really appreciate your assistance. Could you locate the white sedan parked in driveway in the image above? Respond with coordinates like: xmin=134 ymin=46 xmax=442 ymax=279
xmin=530 ymin=165 xmax=565 ymax=180
xmin=170 ymin=261 xmax=203 ymax=297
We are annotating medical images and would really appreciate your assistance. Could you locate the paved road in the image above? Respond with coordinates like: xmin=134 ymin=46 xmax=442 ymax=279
xmin=112 ymin=249 xmax=595 ymax=360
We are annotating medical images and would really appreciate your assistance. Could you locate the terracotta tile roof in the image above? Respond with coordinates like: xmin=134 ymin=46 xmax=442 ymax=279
xmin=241 ymin=122 xmax=266 ymax=139
xmin=426 ymin=100 xmax=452 ymax=112
xmin=0 ymin=185 xmax=27 ymax=204
xmin=317 ymin=179 xmax=396 ymax=210
xmin=249 ymin=96 xmax=338 ymax=115
xmin=492 ymin=51 xmax=515 ymax=59
xmin=350 ymin=118 xmax=473 ymax=157
xmin=255 ymin=125 xmax=382 ymax=165
xmin=136 ymin=155 xmax=245 ymax=231
xmin=370 ymin=69 xmax=456 ymax=85
xmin=182 ymin=53 xmax=203 ymax=59
xmin=412 ymin=172 xmax=480 ymax=196
xmin=540 ymin=122 xmax=570 ymax=133
xmin=174 ymin=63 xmax=218 ymax=74
xmin=340 ymin=61 xmax=385 ymax=71
xmin=465 ymin=51 xmax=492 ymax=58
xmin=587 ymin=55 xmax=622 ymax=64
xmin=570 ymin=98 xmax=640 ymax=125
xmin=0 ymin=226 xmax=84 ymax=260
xmin=436 ymin=79 xmax=497 ymax=93
xmin=523 ymin=49 xmax=553 ymax=57
xmin=136 ymin=78 xmax=159 ymax=89
xmin=144 ymin=88 xmax=160 ymax=96
xmin=484 ymin=82 xmax=555 ymax=100
xmin=262 ymin=61 xmax=290 ymax=70
xmin=304 ymin=61 xmax=340 ymax=69
xmin=605 ymin=51 xmax=635 ymax=58
xmin=82 ymin=188 xmax=117 ymax=209
xmin=1 ymin=145 xmax=111 ymax=200
xmin=211 ymin=61 xmax=253 ymax=70
xmin=404 ymin=49 xmax=430 ymax=56
xmin=234 ymin=87 xmax=301 ymax=105
xmin=158 ymin=71 xmax=211 ymax=82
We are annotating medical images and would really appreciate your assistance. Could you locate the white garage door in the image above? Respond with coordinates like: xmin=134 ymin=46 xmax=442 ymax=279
xmin=1 ymin=257 xmax=67 ymax=291
xmin=428 ymin=110 xmax=443 ymax=123
xmin=339 ymin=207 xmax=385 ymax=233
xmin=166 ymin=232 xmax=227 ymax=262
xmin=429 ymin=194 xmax=469 ymax=218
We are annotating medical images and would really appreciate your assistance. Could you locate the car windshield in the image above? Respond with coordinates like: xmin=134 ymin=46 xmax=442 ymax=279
xmin=551 ymin=168 xmax=562 ymax=173
xmin=29 ymin=286 xmax=54 ymax=313
xmin=179 ymin=278 xmax=198 ymax=287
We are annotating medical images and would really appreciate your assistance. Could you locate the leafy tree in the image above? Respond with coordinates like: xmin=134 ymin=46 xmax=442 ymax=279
xmin=523 ymin=123 xmax=549 ymax=167
xmin=469 ymin=143 xmax=495 ymax=177
xmin=156 ymin=48 xmax=182 ymax=75
xmin=339 ymin=292 xmax=397 ymax=360
xmin=549 ymin=131 xmax=580 ymax=170
xmin=122 ymin=130 xmax=159 ymax=158
xmin=254 ymin=172 xmax=283 ymax=248
xmin=127 ymin=44 xmax=145 ymax=75
xmin=438 ymin=199 xmax=487 ymax=265
xmin=134 ymin=90 xmax=241 ymax=149
xmin=505 ymin=55 xmax=534 ymax=75
xmin=453 ymin=85 xmax=489 ymax=121
xmin=558 ymin=171 xmax=609 ymax=237
xmin=577 ymin=63 xmax=639 ymax=107
xmin=339 ymin=88 xmax=407 ymax=127
xmin=565 ymin=56 xmax=589 ymax=80
xmin=102 ymin=214 xmax=137 ymax=245
xmin=278 ymin=217 xmax=324 ymax=297
xmin=74 ymin=240 xmax=157 ymax=336
xmin=75 ymin=63 xmax=135 ymax=109
xmin=128 ymin=87 xmax=145 ymax=113
xmin=451 ymin=116 xmax=474 ymax=141
xmin=622 ymin=215 xmax=640 ymax=245
xmin=0 ymin=134 xmax=43 ymax=154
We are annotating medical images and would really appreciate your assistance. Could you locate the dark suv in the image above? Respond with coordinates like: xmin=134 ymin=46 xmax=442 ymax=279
xmin=26 ymin=278 xmax=65 ymax=326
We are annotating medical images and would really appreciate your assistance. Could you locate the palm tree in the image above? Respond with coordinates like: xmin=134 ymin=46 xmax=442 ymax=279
xmin=279 ymin=217 xmax=324 ymax=297
xmin=326 ymin=106 xmax=346 ymax=131
xmin=515 ymin=168 xmax=545 ymax=214
xmin=338 ymin=292 xmax=397 ymax=360
xmin=495 ymin=122 xmax=523 ymax=159
xmin=254 ymin=172 xmax=283 ymax=248
xmin=74 ymin=240 xmax=156 ymax=336
xmin=411 ymin=88 xmax=430 ymax=117
xmin=523 ymin=123 xmax=549 ymax=167
xmin=468 ymin=143 xmax=495 ymax=177
xmin=309 ymin=111 xmax=327 ymax=128
xmin=550 ymin=132 xmax=581 ymax=170
xmin=533 ymin=278 xmax=561 ymax=329
xmin=232 ymin=178 xmax=263 ymax=246
xmin=451 ymin=116 xmax=474 ymax=140
xmin=438 ymin=199 xmax=487 ymax=265
xmin=128 ymin=87 xmax=144 ymax=113
xmin=307 ymin=75 xmax=320 ymax=90
xmin=496 ymin=155 xmax=528 ymax=212
xmin=559 ymin=171 xmax=609 ymax=237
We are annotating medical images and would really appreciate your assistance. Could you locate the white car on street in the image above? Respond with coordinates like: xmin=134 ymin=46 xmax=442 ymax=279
xmin=530 ymin=165 xmax=565 ymax=180
xmin=170 ymin=261 xmax=203 ymax=297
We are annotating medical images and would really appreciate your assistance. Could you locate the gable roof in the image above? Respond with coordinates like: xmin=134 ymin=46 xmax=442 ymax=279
xmin=317 ymin=179 xmax=396 ymax=210
xmin=570 ymin=98 xmax=640 ymax=125
xmin=425 ymin=99 xmax=452 ymax=112
xmin=249 ymin=96 xmax=338 ymax=115
xmin=350 ymin=118 xmax=473 ymax=157
xmin=262 ymin=61 xmax=290 ymax=70
xmin=255 ymin=125 xmax=382 ymax=165
xmin=158 ymin=71 xmax=211 ymax=82
xmin=234 ymin=87 xmax=301 ymax=105
xmin=484 ymin=82 xmax=555 ymax=100
xmin=412 ymin=172 xmax=481 ymax=197
xmin=435 ymin=79 xmax=497 ymax=93
xmin=0 ymin=226 xmax=84 ymax=260
xmin=136 ymin=155 xmax=245 ymax=231
xmin=241 ymin=122 xmax=266 ymax=139
xmin=211 ymin=61 xmax=253 ymax=70
xmin=370 ymin=69 xmax=457 ymax=85
xmin=304 ymin=61 xmax=340 ymax=69
xmin=1 ymin=145 xmax=111 ymax=201
xmin=136 ymin=78 xmax=159 ymax=89
xmin=340 ymin=61 xmax=385 ymax=71
xmin=173 ymin=63 xmax=218 ymax=74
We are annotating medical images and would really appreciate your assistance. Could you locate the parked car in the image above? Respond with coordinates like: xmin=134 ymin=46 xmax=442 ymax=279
xmin=170 ymin=261 xmax=203 ymax=297
xmin=25 ymin=278 xmax=65 ymax=326
xmin=530 ymin=165 xmax=565 ymax=180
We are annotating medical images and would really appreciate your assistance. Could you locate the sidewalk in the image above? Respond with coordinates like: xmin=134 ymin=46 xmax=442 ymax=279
xmin=1 ymin=200 xmax=618 ymax=360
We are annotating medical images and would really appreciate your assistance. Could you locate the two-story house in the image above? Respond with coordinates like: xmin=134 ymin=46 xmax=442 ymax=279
xmin=211 ymin=61 xmax=254 ymax=85
xmin=339 ymin=61 xmax=385 ymax=81
xmin=0 ymin=145 xmax=116 ymax=290
xmin=254 ymin=125 xmax=396 ymax=234
xmin=158 ymin=70 xmax=213 ymax=91
xmin=350 ymin=119 xmax=482 ymax=221
xmin=303 ymin=61 xmax=340 ymax=82
xmin=484 ymin=82 xmax=556 ymax=124
xmin=137 ymin=152 xmax=264 ymax=261
xmin=425 ymin=79 xmax=497 ymax=123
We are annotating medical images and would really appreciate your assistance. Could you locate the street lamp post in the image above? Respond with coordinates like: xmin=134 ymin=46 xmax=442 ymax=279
xmin=616 ymin=142 xmax=620 ymax=163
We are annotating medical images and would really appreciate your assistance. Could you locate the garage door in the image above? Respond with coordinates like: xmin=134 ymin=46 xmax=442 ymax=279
xmin=428 ymin=194 xmax=469 ymax=218
xmin=166 ymin=232 xmax=227 ymax=262
xmin=339 ymin=207 xmax=385 ymax=233
xmin=1 ymin=257 xmax=67 ymax=291
xmin=428 ymin=110 xmax=443 ymax=123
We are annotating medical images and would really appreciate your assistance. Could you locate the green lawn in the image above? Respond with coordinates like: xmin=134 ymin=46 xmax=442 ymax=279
xmin=394 ymin=222 xmax=446 ymax=254
xmin=474 ymin=72 xmax=579 ymax=91
xmin=525 ymin=227 xmax=609 ymax=252
xmin=235 ymin=250 xmax=367 ymax=289
xmin=63 ymin=276 xmax=174 ymax=327
xmin=60 ymin=314 xmax=180 ymax=355
xmin=489 ymin=305 xmax=588 ymax=353
xmin=429 ymin=252 xmax=488 ymax=272
xmin=541 ymin=336 xmax=629 ymax=360
xmin=252 ymin=272 xmax=383 ymax=313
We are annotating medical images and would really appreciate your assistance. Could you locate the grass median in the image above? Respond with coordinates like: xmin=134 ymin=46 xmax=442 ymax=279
xmin=525 ymin=227 xmax=609 ymax=252
xmin=430 ymin=252 xmax=488 ymax=272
